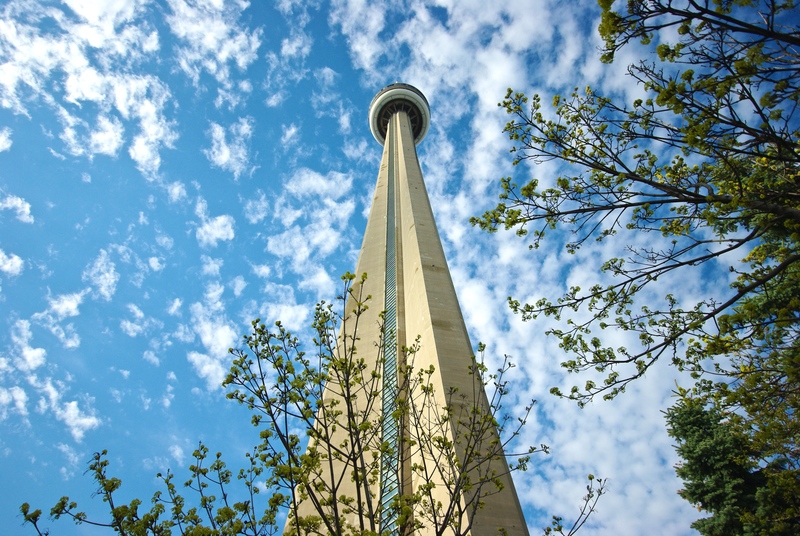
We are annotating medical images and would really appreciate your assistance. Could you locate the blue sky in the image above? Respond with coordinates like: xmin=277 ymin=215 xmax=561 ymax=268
xmin=0 ymin=0 xmax=706 ymax=534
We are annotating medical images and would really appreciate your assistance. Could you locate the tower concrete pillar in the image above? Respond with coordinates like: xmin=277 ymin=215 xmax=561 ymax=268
xmin=286 ymin=83 xmax=529 ymax=536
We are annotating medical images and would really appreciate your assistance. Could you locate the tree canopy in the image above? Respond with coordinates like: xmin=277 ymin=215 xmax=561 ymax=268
xmin=474 ymin=0 xmax=799 ymax=529
xmin=20 ymin=274 xmax=604 ymax=536
xmin=666 ymin=397 xmax=799 ymax=534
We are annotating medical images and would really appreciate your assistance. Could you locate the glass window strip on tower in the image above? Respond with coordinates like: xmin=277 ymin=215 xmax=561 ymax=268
xmin=379 ymin=116 xmax=400 ymax=535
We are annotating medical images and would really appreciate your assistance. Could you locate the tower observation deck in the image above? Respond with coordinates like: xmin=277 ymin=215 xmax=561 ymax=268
xmin=369 ymin=83 xmax=431 ymax=145
xmin=285 ymin=83 xmax=529 ymax=536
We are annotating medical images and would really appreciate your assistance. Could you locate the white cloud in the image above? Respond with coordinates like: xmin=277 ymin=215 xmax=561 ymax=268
xmin=59 ymin=327 xmax=81 ymax=349
xmin=128 ymin=303 xmax=145 ymax=320
xmin=156 ymin=232 xmax=174 ymax=250
xmin=0 ymin=249 xmax=24 ymax=276
xmin=173 ymin=324 xmax=194 ymax=343
xmin=343 ymin=138 xmax=368 ymax=161
xmin=47 ymin=292 xmax=85 ymax=321
xmin=166 ymin=181 xmax=187 ymax=202
xmin=56 ymin=399 xmax=100 ymax=442
xmin=56 ymin=442 xmax=79 ymax=479
xmin=280 ymin=123 xmax=300 ymax=148
xmin=125 ymin=81 xmax=179 ymax=178
xmin=0 ymin=194 xmax=34 ymax=223
xmin=0 ymin=0 xmax=176 ymax=175
xmin=63 ymin=65 xmax=106 ymax=105
xmin=148 ymin=256 xmax=164 ymax=271
xmin=10 ymin=320 xmax=47 ymax=372
xmin=265 ymin=92 xmax=285 ymax=107
xmin=189 ymin=282 xmax=237 ymax=358
xmin=266 ymin=169 xmax=355 ymax=274
xmin=197 ymin=215 xmax=235 ymax=248
xmin=0 ymin=386 xmax=28 ymax=420
xmin=262 ymin=0 xmax=313 ymax=95
xmin=120 ymin=303 xmax=161 ymax=337
xmin=195 ymin=197 xmax=235 ymax=248
xmin=29 ymin=375 xmax=100 ymax=442
xmin=143 ymin=350 xmax=160 ymax=366
xmin=204 ymin=117 xmax=254 ymax=178
xmin=62 ymin=0 xmax=140 ymax=25
xmin=187 ymin=351 xmax=226 ymax=391
xmin=257 ymin=283 xmax=309 ymax=334
xmin=298 ymin=265 xmax=335 ymax=297
xmin=56 ymin=106 xmax=89 ymax=157
xmin=229 ymin=275 xmax=246 ymax=297
xmin=89 ymin=115 xmax=124 ymax=156
xmin=280 ymin=31 xmax=312 ymax=59
xmin=329 ymin=0 xmax=388 ymax=74
xmin=161 ymin=384 xmax=174 ymax=407
xmin=169 ymin=443 xmax=184 ymax=463
xmin=0 ymin=127 xmax=12 ymax=152
xmin=82 ymin=249 xmax=119 ymax=301
xmin=107 ymin=244 xmax=149 ymax=288
xmin=201 ymin=255 xmax=223 ymax=276
xmin=310 ymin=69 xmax=352 ymax=134
xmin=120 ymin=320 xmax=143 ymax=337
xmin=338 ymin=108 xmax=351 ymax=134
xmin=167 ymin=298 xmax=182 ymax=316
xmin=315 ymin=66 xmax=337 ymax=88
xmin=166 ymin=0 xmax=262 ymax=94
xmin=27 ymin=294 xmax=84 ymax=349
xmin=251 ymin=263 xmax=270 ymax=278
xmin=214 ymin=79 xmax=253 ymax=109
xmin=285 ymin=168 xmax=352 ymax=200
xmin=272 ymin=196 xmax=303 ymax=227
xmin=60 ymin=0 xmax=157 ymax=62
xmin=243 ymin=189 xmax=269 ymax=224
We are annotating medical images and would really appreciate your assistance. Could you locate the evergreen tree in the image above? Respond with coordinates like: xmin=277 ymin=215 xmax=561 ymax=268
xmin=666 ymin=398 xmax=798 ymax=535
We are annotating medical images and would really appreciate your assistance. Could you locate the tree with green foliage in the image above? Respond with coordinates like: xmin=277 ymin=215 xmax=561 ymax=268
xmin=473 ymin=0 xmax=799 ymax=529
xmin=20 ymin=274 xmax=604 ymax=536
xmin=666 ymin=396 xmax=798 ymax=534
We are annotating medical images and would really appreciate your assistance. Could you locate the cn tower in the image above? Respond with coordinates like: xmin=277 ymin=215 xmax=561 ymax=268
xmin=287 ymin=83 xmax=529 ymax=535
